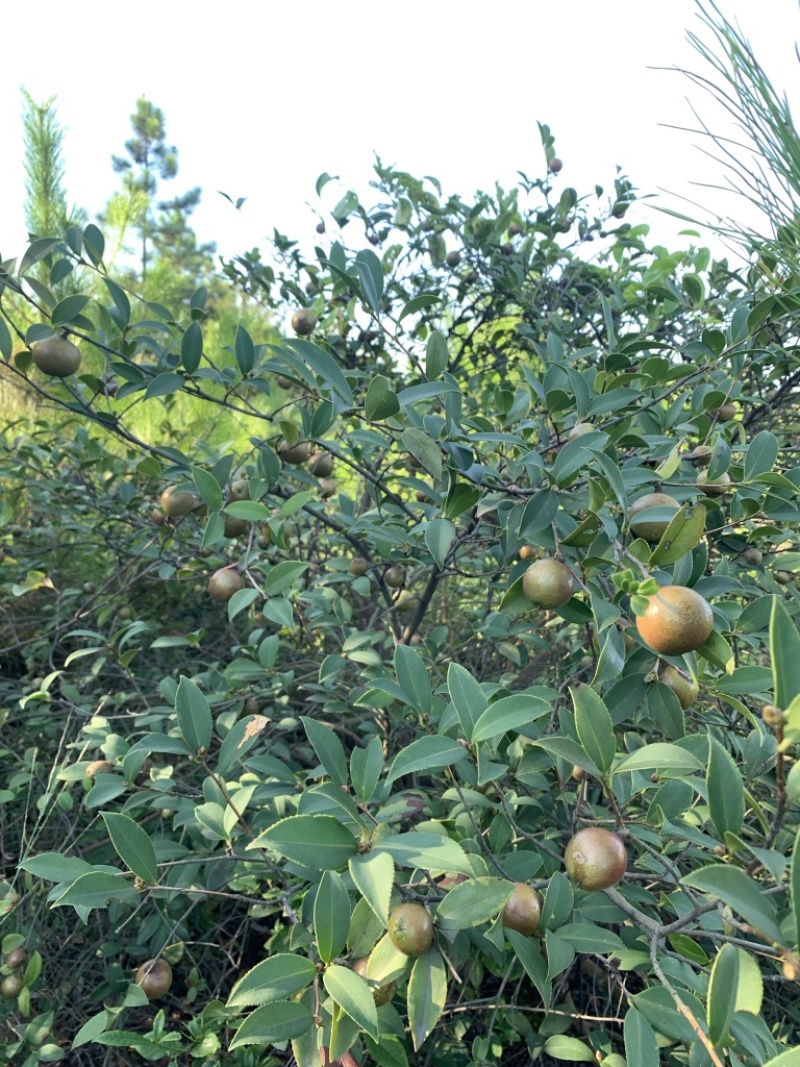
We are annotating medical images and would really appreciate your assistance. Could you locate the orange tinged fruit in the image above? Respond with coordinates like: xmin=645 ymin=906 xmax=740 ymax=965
xmin=502 ymin=883 xmax=543 ymax=936
xmin=522 ymin=558 xmax=575 ymax=608
xmin=565 ymin=827 xmax=627 ymax=890
xmin=635 ymin=585 xmax=713 ymax=656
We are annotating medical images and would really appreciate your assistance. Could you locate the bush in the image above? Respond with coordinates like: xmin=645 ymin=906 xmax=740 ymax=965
xmin=2 ymin=134 xmax=800 ymax=1066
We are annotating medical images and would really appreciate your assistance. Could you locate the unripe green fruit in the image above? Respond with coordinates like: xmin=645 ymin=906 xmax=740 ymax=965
xmin=160 ymin=487 xmax=202 ymax=517
xmin=279 ymin=439 xmax=311 ymax=465
xmin=628 ymin=492 xmax=680 ymax=543
xmin=6 ymin=948 xmax=27 ymax=970
xmin=393 ymin=591 xmax=420 ymax=615
xmin=502 ymin=883 xmax=543 ymax=936
xmin=291 ymin=309 xmax=318 ymax=336
xmin=31 ymin=336 xmax=81 ymax=377
xmin=568 ymin=422 xmax=594 ymax=440
xmin=224 ymin=514 xmax=249 ymax=538
xmin=775 ymin=570 xmax=793 ymax=586
xmin=522 ymin=559 xmax=575 ymax=608
xmin=135 ymin=958 xmax=173 ymax=999
xmin=384 ymin=565 xmax=405 ymax=589
xmin=308 ymin=452 xmax=334 ymax=477
xmin=548 ymin=157 xmax=563 ymax=173
xmin=742 ymin=547 xmax=763 ymax=566
xmin=1 ymin=974 xmax=23 ymax=998
xmin=564 ymin=827 xmax=627 ymax=890
xmin=318 ymin=477 xmax=337 ymax=499
xmin=350 ymin=557 xmax=369 ymax=577
xmin=635 ymin=585 xmax=713 ymax=656
xmin=696 ymin=470 xmax=731 ymax=496
xmin=446 ymin=250 xmax=461 ymax=268
xmin=711 ymin=402 xmax=738 ymax=422
xmin=388 ymin=903 xmax=433 ymax=957
xmin=658 ymin=664 xmax=699 ymax=709
xmin=228 ymin=479 xmax=251 ymax=502
xmin=208 ymin=568 xmax=245 ymax=602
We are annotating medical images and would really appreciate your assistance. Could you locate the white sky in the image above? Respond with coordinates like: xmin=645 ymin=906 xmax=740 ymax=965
xmin=1 ymin=0 xmax=798 ymax=266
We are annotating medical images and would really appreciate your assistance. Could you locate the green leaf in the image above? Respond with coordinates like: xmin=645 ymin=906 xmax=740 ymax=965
xmin=533 ymin=737 xmax=603 ymax=779
xmin=542 ymin=1035 xmax=595 ymax=1062
xmin=51 ymin=294 xmax=91 ymax=325
xmin=771 ymin=598 xmax=800 ymax=710
xmin=436 ymin=877 xmax=513 ymax=931
xmin=378 ymin=832 xmax=473 ymax=875
xmin=425 ymin=330 xmax=449 ymax=379
xmin=471 ymin=694 xmax=550 ymax=744
xmin=506 ymin=930 xmax=551 ymax=1008
xmin=707 ymin=942 xmax=740 ymax=1047
xmin=283 ymin=338 xmax=354 ymax=405
xmin=698 ymin=629 xmax=735 ymax=673
xmin=301 ymin=717 xmax=348 ymax=786
xmin=407 ymin=949 xmax=447 ymax=1051
xmin=447 ymin=662 xmax=488 ymax=740
xmin=650 ymin=503 xmax=707 ymax=566
xmin=217 ymin=714 xmax=267 ymax=775
xmin=355 ymin=249 xmax=384 ymax=314
xmin=555 ymin=923 xmax=625 ymax=954
xmin=398 ymin=292 xmax=442 ymax=322
xmin=386 ymin=735 xmax=469 ymax=785
xmin=53 ymin=871 xmax=137 ymax=910
xmin=365 ymin=374 xmax=400 ymax=421
xmin=744 ymin=430 xmax=779 ymax=481
xmin=791 ymin=824 xmax=800 ymax=955
xmin=19 ymin=237 xmax=61 ymax=275
xmin=103 ymin=277 xmax=130 ymax=327
xmin=424 ymin=517 xmax=455 ymax=569
xmin=102 ymin=813 xmax=158 ymax=884
xmin=181 ymin=321 xmax=203 ymax=373
xmin=762 ymin=1050 xmax=800 ymax=1067
xmin=572 ymin=685 xmax=615 ymax=773
xmin=229 ymin=1002 xmax=313 ymax=1048
xmin=175 ymin=675 xmax=212 ymax=755
xmin=394 ymin=644 xmax=432 ymax=714
xmin=192 ymin=466 xmax=223 ymax=512
xmin=540 ymin=872 xmax=574 ymax=932
xmin=350 ymin=736 xmax=383 ymax=803
xmin=707 ymin=738 xmax=744 ymax=839
xmin=682 ymin=864 xmax=783 ymax=944
xmin=19 ymin=852 xmax=93 ymax=884
xmin=314 ymin=870 xmax=351 ymax=963
xmin=624 ymin=1006 xmax=660 ymax=1067
xmin=0 ymin=314 xmax=12 ymax=360
xmin=614 ymin=744 xmax=702 ymax=775
xmin=401 ymin=427 xmax=442 ymax=480
xmin=227 ymin=954 xmax=317 ymax=1008
xmin=234 ymin=324 xmax=256 ymax=374
xmin=264 ymin=560 xmax=309 ymax=596
xmin=323 ymin=963 xmax=379 ymax=1040
xmin=144 ymin=372 xmax=184 ymax=399
xmin=249 ymin=815 xmax=358 ymax=870
xmin=349 ymin=850 xmax=394 ymax=926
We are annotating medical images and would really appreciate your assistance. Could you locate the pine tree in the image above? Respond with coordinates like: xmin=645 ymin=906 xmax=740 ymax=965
xmin=21 ymin=89 xmax=83 ymax=239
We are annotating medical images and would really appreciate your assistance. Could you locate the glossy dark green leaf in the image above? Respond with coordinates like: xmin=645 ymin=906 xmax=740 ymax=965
xmin=229 ymin=1002 xmax=313 ymax=1048
xmin=436 ymin=877 xmax=512 ymax=931
xmin=227 ymin=954 xmax=317 ymax=1008
xmin=51 ymin=294 xmax=90 ymax=326
xmin=426 ymin=330 xmax=449 ymax=379
xmin=192 ymin=466 xmax=222 ymax=512
xmin=707 ymin=942 xmax=740 ymax=1046
xmin=349 ymin=736 xmax=383 ymax=803
xmin=181 ymin=321 xmax=203 ymax=373
xmin=102 ymin=813 xmax=158 ymax=884
xmin=349 ymin=850 xmax=393 ymax=926
xmin=771 ymin=598 xmax=800 ymax=710
xmin=324 ymin=963 xmax=379 ymax=1040
xmin=394 ymin=644 xmax=432 ymax=714
xmin=572 ymin=685 xmax=615 ymax=773
xmin=650 ymin=503 xmax=707 ymax=566
xmin=624 ymin=1006 xmax=660 ymax=1067
xmin=401 ymin=427 xmax=442 ymax=480
xmin=234 ymin=325 xmax=256 ymax=374
xmin=365 ymin=374 xmax=400 ymax=421
xmin=471 ymin=694 xmax=550 ymax=744
xmin=144 ymin=372 xmax=184 ymax=399
xmin=314 ymin=870 xmax=351 ymax=963
xmin=744 ymin=431 xmax=779 ymax=481
xmin=447 ymin=662 xmax=488 ymax=739
xmin=175 ymin=675 xmax=212 ymax=754
xmin=355 ymin=249 xmax=383 ymax=314
xmin=707 ymin=738 xmax=744 ymax=839
xmin=682 ymin=864 xmax=783 ymax=944
xmin=386 ymin=735 xmax=469 ymax=785
xmin=424 ymin=517 xmax=455 ymax=569
xmin=302 ymin=717 xmax=348 ymax=786
xmin=249 ymin=815 xmax=358 ymax=870
xmin=407 ymin=950 xmax=447 ymax=1051
xmin=506 ymin=930 xmax=551 ymax=1007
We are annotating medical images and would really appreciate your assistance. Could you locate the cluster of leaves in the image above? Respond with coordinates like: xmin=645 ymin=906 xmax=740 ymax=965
xmin=3 ymin=122 xmax=800 ymax=1067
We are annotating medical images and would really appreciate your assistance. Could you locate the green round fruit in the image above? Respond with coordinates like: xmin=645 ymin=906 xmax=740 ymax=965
xmin=388 ymin=903 xmax=434 ymax=957
xmin=224 ymin=514 xmax=249 ymax=538
xmin=446 ymin=250 xmax=461 ymax=268
xmin=309 ymin=452 xmax=334 ymax=477
xmin=635 ymin=585 xmax=713 ymax=656
xmin=696 ymin=470 xmax=731 ymax=496
xmin=31 ymin=336 xmax=81 ymax=377
xmin=548 ymin=157 xmax=563 ymax=173
xmin=279 ymin=439 xmax=311 ymax=465
xmin=160 ymin=487 xmax=202 ymax=517
xmin=5 ymin=947 xmax=27 ymax=970
xmin=208 ymin=568 xmax=245 ymax=602
xmin=1 ymin=974 xmax=23 ymax=998
xmin=135 ymin=958 xmax=173 ymax=999
xmin=291 ymin=309 xmax=318 ymax=336
xmin=743 ymin=547 xmax=763 ymax=566
xmin=628 ymin=492 xmax=680 ymax=543
xmin=658 ymin=664 xmax=699 ymax=709
xmin=564 ymin=827 xmax=627 ymax=890
xmin=502 ymin=883 xmax=543 ymax=936
xmin=711 ymin=402 xmax=738 ymax=422
xmin=568 ymin=422 xmax=594 ymax=440
xmin=393 ymin=591 xmax=420 ymax=615
xmin=350 ymin=557 xmax=369 ymax=577
xmin=775 ymin=570 xmax=793 ymax=586
xmin=384 ymin=565 xmax=405 ymax=589
xmin=228 ymin=479 xmax=251 ymax=502
xmin=522 ymin=559 xmax=575 ymax=608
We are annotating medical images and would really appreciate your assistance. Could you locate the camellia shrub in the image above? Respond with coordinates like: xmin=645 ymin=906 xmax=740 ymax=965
xmin=3 ymin=127 xmax=800 ymax=1066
